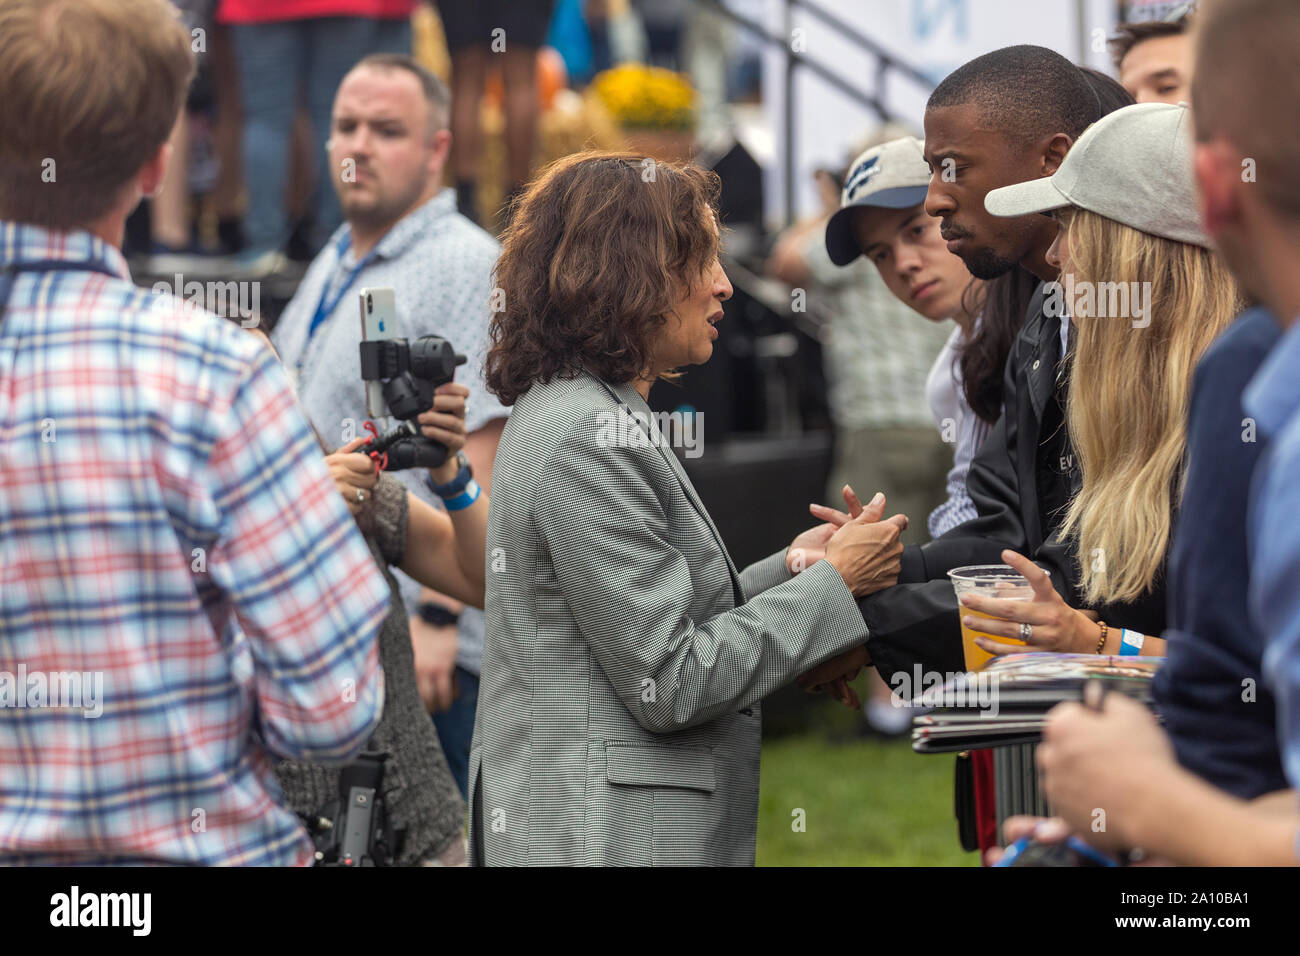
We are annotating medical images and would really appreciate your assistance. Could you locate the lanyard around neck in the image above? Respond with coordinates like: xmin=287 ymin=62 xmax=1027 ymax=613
xmin=306 ymin=231 xmax=380 ymax=344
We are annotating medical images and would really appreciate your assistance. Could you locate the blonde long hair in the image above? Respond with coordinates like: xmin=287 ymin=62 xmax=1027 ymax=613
xmin=1060 ymin=209 xmax=1244 ymax=605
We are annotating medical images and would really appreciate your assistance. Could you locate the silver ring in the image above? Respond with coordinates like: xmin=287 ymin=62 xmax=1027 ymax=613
xmin=356 ymin=489 xmax=366 ymax=504
xmin=1019 ymin=622 xmax=1033 ymax=641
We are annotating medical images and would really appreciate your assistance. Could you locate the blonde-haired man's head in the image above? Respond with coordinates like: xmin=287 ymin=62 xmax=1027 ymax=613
xmin=0 ymin=0 xmax=195 ymax=233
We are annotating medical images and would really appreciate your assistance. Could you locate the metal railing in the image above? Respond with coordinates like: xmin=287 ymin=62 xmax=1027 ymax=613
xmin=698 ymin=0 xmax=934 ymax=224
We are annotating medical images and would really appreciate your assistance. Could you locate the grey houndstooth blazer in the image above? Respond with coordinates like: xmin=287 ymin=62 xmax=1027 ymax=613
xmin=468 ymin=371 xmax=868 ymax=865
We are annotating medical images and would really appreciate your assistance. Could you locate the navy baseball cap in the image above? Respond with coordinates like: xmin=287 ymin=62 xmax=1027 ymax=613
xmin=824 ymin=136 xmax=932 ymax=266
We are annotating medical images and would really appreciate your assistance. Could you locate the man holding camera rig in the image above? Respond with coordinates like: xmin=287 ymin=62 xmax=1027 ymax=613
xmin=272 ymin=52 xmax=509 ymax=799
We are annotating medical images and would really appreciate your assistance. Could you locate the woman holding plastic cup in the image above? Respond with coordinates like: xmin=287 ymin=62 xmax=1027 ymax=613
xmin=958 ymin=103 xmax=1244 ymax=661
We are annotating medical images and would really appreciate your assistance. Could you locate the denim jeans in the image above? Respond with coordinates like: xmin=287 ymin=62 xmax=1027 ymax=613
xmin=432 ymin=666 xmax=479 ymax=800
xmin=231 ymin=17 xmax=412 ymax=256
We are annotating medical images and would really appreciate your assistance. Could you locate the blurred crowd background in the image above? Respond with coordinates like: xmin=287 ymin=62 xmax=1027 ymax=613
xmin=128 ymin=0 xmax=1192 ymax=864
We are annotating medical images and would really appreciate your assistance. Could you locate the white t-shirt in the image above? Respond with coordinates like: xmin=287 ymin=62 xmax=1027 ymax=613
xmin=924 ymin=321 xmax=994 ymax=538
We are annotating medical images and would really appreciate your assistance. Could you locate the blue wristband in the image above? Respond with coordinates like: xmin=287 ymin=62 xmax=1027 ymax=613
xmin=427 ymin=451 xmax=473 ymax=497
xmin=441 ymin=479 xmax=481 ymax=512
xmin=1118 ymin=629 xmax=1145 ymax=656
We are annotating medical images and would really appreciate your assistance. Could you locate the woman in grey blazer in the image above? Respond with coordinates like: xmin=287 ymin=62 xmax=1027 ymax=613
xmin=469 ymin=152 xmax=910 ymax=865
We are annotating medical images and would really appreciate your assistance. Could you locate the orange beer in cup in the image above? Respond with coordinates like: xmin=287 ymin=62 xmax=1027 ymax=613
xmin=947 ymin=565 xmax=1035 ymax=671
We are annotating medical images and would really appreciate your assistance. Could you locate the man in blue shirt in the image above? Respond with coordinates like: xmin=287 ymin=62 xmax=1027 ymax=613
xmin=1246 ymin=331 xmax=1300 ymax=791
xmin=1152 ymin=307 xmax=1286 ymax=799
xmin=1002 ymin=0 xmax=1300 ymax=865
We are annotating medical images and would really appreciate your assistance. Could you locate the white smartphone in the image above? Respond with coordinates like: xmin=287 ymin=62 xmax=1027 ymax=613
xmin=359 ymin=286 xmax=398 ymax=418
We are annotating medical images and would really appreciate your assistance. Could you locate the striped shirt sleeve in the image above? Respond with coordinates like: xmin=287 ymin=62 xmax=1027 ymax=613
xmin=205 ymin=344 xmax=389 ymax=763
xmin=928 ymin=402 xmax=993 ymax=538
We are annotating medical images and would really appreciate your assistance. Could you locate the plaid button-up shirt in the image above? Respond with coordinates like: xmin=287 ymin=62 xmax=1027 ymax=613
xmin=0 ymin=222 xmax=389 ymax=865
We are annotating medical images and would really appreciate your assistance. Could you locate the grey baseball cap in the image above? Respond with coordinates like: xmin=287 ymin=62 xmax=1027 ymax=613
xmin=984 ymin=102 xmax=1209 ymax=248
xmin=825 ymin=136 xmax=931 ymax=266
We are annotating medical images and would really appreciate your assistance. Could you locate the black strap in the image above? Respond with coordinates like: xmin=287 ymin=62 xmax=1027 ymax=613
xmin=0 ymin=258 xmax=123 ymax=399
xmin=0 ymin=266 xmax=14 ymax=320
xmin=0 ymin=257 xmax=120 ymax=326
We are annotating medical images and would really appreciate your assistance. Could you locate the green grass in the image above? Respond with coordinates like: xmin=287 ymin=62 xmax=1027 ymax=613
xmin=756 ymin=698 xmax=979 ymax=866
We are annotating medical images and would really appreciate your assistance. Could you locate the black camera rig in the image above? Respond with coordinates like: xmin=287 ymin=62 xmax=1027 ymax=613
xmin=300 ymin=751 xmax=404 ymax=867
xmin=359 ymin=335 xmax=466 ymax=471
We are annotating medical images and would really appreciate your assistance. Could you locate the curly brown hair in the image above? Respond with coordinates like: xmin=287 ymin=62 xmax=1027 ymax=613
xmin=485 ymin=152 xmax=721 ymax=406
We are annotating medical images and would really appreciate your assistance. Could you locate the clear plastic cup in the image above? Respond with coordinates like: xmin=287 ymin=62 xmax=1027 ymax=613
xmin=947 ymin=564 xmax=1034 ymax=671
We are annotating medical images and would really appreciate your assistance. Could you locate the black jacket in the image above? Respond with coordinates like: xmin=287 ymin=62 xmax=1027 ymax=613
xmin=860 ymin=283 xmax=1166 ymax=681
